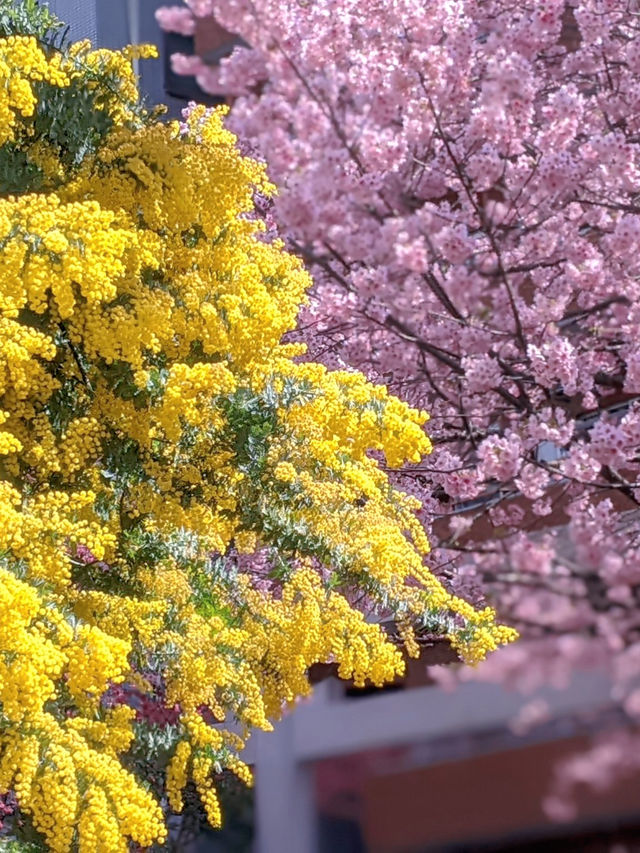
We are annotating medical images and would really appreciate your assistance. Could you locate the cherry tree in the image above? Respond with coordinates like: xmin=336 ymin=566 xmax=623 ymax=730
xmin=159 ymin=0 xmax=640 ymax=814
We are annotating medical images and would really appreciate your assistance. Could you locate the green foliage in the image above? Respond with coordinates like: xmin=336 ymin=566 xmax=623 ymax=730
xmin=0 ymin=0 xmax=61 ymax=40
xmin=0 ymin=825 xmax=46 ymax=852
xmin=0 ymin=144 xmax=44 ymax=194
xmin=32 ymin=76 xmax=113 ymax=170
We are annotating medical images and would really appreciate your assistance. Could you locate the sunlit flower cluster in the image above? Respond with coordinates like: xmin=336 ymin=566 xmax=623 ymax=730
xmin=0 ymin=8 xmax=515 ymax=850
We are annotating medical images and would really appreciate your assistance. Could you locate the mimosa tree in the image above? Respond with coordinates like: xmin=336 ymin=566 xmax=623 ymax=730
xmin=0 ymin=2 xmax=514 ymax=849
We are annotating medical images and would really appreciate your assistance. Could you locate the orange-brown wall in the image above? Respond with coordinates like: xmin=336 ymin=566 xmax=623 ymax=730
xmin=363 ymin=734 xmax=640 ymax=852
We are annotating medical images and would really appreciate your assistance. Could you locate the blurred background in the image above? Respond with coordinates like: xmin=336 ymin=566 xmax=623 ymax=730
xmin=41 ymin=2 xmax=640 ymax=851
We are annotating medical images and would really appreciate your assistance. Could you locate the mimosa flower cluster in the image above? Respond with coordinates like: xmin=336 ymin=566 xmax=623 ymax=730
xmin=0 ymin=3 xmax=515 ymax=850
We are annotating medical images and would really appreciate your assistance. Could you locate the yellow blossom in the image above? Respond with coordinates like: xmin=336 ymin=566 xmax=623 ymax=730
xmin=0 ymin=9 xmax=516 ymax=852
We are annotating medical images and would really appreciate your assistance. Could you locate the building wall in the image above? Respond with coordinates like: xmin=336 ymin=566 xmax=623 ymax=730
xmin=45 ymin=0 xmax=97 ymax=41
xmin=362 ymin=733 xmax=640 ymax=852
